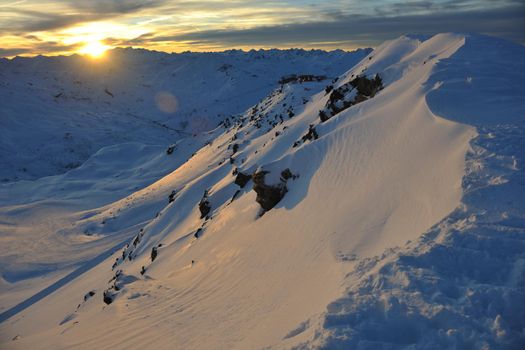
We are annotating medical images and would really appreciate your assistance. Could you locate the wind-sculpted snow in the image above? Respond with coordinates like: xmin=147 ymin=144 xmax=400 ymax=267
xmin=0 ymin=34 xmax=523 ymax=350
xmin=296 ymin=34 xmax=525 ymax=349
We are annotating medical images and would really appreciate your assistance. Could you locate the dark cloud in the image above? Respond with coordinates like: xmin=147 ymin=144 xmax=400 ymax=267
xmin=158 ymin=5 xmax=525 ymax=47
xmin=0 ymin=41 xmax=82 ymax=57
xmin=0 ymin=0 xmax=168 ymax=34
xmin=0 ymin=8 xmax=111 ymax=34
xmin=1 ymin=0 xmax=523 ymax=56
xmin=103 ymin=32 xmax=155 ymax=46
xmin=0 ymin=47 xmax=32 ymax=56
xmin=63 ymin=0 xmax=168 ymax=15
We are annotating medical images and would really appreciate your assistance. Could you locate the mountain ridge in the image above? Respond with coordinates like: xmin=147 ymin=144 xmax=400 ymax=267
xmin=0 ymin=33 xmax=524 ymax=349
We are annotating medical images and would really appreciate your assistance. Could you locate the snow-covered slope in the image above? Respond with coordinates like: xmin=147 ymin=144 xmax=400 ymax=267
xmin=0 ymin=48 xmax=370 ymax=181
xmin=0 ymin=33 xmax=524 ymax=349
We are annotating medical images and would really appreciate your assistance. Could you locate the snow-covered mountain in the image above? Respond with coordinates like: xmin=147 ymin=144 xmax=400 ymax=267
xmin=0 ymin=33 xmax=524 ymax=349
xmin=0 ymin=48 xmax=370 ymax=182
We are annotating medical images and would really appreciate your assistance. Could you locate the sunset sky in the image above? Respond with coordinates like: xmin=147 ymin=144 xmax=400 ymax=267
xmin=0 ymin=0 xmax=524 ymax=57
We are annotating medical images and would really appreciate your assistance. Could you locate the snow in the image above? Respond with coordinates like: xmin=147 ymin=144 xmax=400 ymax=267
xmin=1 ymin=33 xmax=524 ymax=349
xmin=0 ymin=48 xmax=370 ymax=182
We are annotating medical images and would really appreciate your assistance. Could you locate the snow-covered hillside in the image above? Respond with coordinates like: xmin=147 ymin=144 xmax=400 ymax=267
xmin=0 ymin=33 xmax=524 ymax=349
xmin=0 ymin=48 xmax=370 ymax=181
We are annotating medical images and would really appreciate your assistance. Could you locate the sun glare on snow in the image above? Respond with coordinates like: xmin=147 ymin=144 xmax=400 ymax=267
xmin=80 ymin=41 xmax=110 ymax=58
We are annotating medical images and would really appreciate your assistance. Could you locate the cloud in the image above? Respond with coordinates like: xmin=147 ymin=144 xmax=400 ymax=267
xmin=63 ymin=0 xmax=168 ymax=15
xmin=0 ymin=8 xmax=109 ymax=34
xmin=0 ymin=0 xmax=523 ymax=56
xmin=156 ymin=5 xmax=525 ymax=47
xmin=0 ymin=47 xmax=32 ymax=56
xmin=0 ymin=0 xmax=168 ymax=34
xmin=103 ymin=32 xmax=155 ymax=46
xmin=0 ymin=40 xmax=82 ymax=57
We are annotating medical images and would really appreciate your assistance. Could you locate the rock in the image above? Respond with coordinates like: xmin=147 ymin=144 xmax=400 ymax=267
xmin=234 ymin=172 xmax=252 ymax=188
xmin=199 ymin=191 xmax=211 ymax=219
xmin=301 ymin=124 xmax=319 ymax=142
xmin=104 ymin=88 xmax=114 ymax=98
xmin=319 ymin=110 xmax=330 ymax=122
xmin=194 ymin=228 xmax=202 ymax=239
xmin=103 ymin=290 xmax=114 ymax=305
xmin=168 ymin=190 xmax=177 ymax=203
xmin=320 ymin=74 xmax=383 ymax=123
xmin=280 ymin=168 xmax=293 ymax=181
xmin=278 ymin=74 xmax=327 ymax=84
xmin=151 ymin=246 xmax=158 ymax=262
xmin=84 ymin=290 xmax=96 ymax=301
xmin=252 ymin=170 xmax=288 ymax=211
xmin=349 ymin=74 xmax=383 ymax=97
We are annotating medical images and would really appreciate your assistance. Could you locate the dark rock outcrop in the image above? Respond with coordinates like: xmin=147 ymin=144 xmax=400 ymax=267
xmin=194 ymin=228 xmax=202 ymax=239
xmin=103 ymin=290 xmax=114 ymax=305
xmin=84 ymin=290 xmax=96 ymax=301
xmin=319 ymin=74 xmax=383 ymax=122
xmin=302 ymin=124 xmax=319 ymax=142
xmin=293 ymin=124 xmax=319 ymax=147
xmin=198 ymin=190 xmax=211 ymax=219
xmin=168 ymin=190 xmax=177 ymax=203
xmin=151 ymin=246 xmax=158 ymax=262
xmin=278 ymin=74 xmax=327 ymax=84
xmin=234 ymin=172 xmax=252 ymax=188
xmin=252 ymin=169 xmax=296 ymax=211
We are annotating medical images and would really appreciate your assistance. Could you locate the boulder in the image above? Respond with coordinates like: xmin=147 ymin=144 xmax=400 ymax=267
xmin=84 ymin=290 xmax=96 ymax=301
xmin=168 ymin=190 xmax=177 ymax=203
xmin=199 ymin=193 xmax=211 ymax=219
xmin=151 ymin=246 xmax=158 ymax=262
xmin=103 ymin=290 xmax=114 ymax=305
xmin=234 ymin=172 xmax=252 ymax=188
xmin=194 ymin=228 xmax=202 ymax=239
xmin=252 ymin=170 xmax=288 ymax=211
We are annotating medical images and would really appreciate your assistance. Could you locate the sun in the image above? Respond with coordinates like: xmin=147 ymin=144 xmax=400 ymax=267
xmin=80 ymin=41 xmax=110 ymax=58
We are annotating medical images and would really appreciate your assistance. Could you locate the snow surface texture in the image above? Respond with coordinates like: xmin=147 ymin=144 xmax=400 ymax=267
xmin=0 ymin=34 xmax=524 ymax=349
xmin=0 ymin=48 xmax=369 ymax=181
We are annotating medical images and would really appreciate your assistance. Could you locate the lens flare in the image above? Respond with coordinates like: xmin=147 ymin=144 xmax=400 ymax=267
xmin=155 ymin=91 xmax=178 ymax=113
